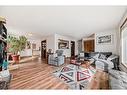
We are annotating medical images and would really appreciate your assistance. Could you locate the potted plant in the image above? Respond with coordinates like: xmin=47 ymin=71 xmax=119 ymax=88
xmin=7 ymin=35 xmax=27 ymax=63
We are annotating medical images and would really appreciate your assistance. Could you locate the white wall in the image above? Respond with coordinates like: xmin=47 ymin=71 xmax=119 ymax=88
xmin=54 ymin=34 xmax=78 ymax=57
xmin=95 ymin=29 xmax=118 ymax=54
xmin=20 ymin=49 xmax=32 ymax=57
xmin=41 ymin=34 xmax=78 ymax=57
xmin=41 ymin=34 xmax=55 ymax=53
xmin=46 ymin=34 xmax=55 ymax=53
xmin=30 ymin=39 xmax=41 ymax=50
xmin=20 ymin=39 xmax=41 ymax=57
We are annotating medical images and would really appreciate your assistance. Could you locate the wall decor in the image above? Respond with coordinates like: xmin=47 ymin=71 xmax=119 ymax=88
xmin=32 ymin=43 xmax=36 ymax=50
xmin=58 ymin=39 xmax=69 ymax=49
xmin=96 ymin=35 xmax=113 ymax=44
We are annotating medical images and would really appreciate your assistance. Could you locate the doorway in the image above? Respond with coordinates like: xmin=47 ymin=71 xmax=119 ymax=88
xmin=84 ymin=40 xmax=94 ymax=52
xmin=71 ymin=41 xmax=75 ymax=57
xmin=41 ymin=40 xmax=47 ymax=60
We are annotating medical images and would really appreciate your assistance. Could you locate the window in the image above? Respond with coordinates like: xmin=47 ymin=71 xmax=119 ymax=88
xmin=121 ymin=24 xmax=127 ymax=66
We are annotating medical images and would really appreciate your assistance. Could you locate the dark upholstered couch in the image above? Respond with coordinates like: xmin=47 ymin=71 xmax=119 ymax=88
xmin=79 ymin=52 xmax=119 ymax=70
xmin=85 ymin=52 xmax=112 ymax=58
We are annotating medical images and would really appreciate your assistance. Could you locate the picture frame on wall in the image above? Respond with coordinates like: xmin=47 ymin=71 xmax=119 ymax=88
xmin=32 ymin=43 xmax=36 ymax=50
xmin=58 ymin=39 xmax=69 ymax=49
xmin=96 ymin=34 xmax=113 ymax=44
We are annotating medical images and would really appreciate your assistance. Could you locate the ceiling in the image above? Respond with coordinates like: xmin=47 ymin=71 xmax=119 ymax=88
xmin=0 ymin=6 xmax=127 ymax=40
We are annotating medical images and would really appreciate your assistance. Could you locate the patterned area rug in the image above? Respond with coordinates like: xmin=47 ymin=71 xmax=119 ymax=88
xmin=53 ymin=64 xmax=96 ymax=89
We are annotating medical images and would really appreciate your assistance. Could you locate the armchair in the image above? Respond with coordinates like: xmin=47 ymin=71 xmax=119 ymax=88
xmin=48 ymin=50 xmax=64 ymax=66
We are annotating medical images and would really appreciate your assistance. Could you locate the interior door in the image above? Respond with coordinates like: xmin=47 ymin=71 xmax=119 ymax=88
xmin=84 ymin=40 xmax=94 ymax=52
xmin=71 ymin=41 xmax=75 ymax=57
xmin=41 ymin=40 xmax=46 ymax=59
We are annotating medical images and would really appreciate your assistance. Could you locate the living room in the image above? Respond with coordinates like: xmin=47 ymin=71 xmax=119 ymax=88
xmin=0 ymin=5 xmax=127 ymax=92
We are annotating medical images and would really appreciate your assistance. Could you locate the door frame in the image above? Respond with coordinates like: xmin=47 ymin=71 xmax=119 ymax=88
xmin=41 ymin=40 xmax=47 ymax=59
xmin=71 ymin=41 xmax=75 ymax=57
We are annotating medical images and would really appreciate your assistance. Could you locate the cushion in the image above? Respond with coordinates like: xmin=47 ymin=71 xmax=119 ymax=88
xmin=98 ymin=54 xmax=107 ymax=60
xmin=109 ymin=73 xmax=120 ymax=79
xmin=92 ymin=54 xmax=100 ymax=60
xmin=95 ymin=60 xmax=106 ymax=70
xmin=109 ymin=69 xmax=127 ymax=89
xmin=56 ymin=50 xmax=63 ymax=56
xmin=109 ymin=69 xmax=121 ymax=79
xmin=98 ymin=59 xmax=114 ymax=69
xmin=53 ymin=53 xmax=58 ymax=57
xmin=107 ymin=54 xmax=118 ymax=61
xmin=109 ymin=76 xmax=125 ymax=89
xmin=89 ymin=58 xmax=95 ymax=64
xmin=79 ymin=53 xmax=84 ymax=57
xmin=0 ymin=70 xmax=10 ymax=78
xmin=109 ymin=69 xmax=127 ymax=79
xmin=119 ymin=71 xmax=127 ymax=75
xmin=0 ymin=70 xmax=10 ymax=82
xmin=111 ymin=84 xmax=125 ymax=89
xmin=121 ymin=76 xmax=127 ymax=83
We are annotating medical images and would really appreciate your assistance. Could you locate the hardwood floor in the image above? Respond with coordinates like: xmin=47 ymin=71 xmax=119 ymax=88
xmin=82 ymin=62 xmax=109 ymax=89
xmin=10 ymin=59 xmax=69 ymax=89
xmin=87 ymin=70 xmax=109 ymax=89
xmin=9 ymin=58 xmax=109 ymax=89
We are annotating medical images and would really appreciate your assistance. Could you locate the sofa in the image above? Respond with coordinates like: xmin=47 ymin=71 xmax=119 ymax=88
xmin=108 ymin=69 xmax=127 ymax=89
xmin=78 ymin=52 xmax=119 ymax=70
xmin=79 ymin=52 xmax=126 ymax=89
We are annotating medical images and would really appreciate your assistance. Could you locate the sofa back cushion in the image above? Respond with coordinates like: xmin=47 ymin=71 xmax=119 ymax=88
xmin=98 ymin=54 xmax=107 ymax=60
xmin=56 ymin=50 xmax=63 ymax=56
xmin=85 ymin=52 xmax=112 ymax=58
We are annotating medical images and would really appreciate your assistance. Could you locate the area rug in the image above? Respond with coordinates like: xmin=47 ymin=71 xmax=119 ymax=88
xmin=53 ymin=64 xmax=96 ymax=89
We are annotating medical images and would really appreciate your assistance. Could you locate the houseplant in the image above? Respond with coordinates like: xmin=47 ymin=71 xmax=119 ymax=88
xmin=7 ymin=35 xmax=27 ymax=63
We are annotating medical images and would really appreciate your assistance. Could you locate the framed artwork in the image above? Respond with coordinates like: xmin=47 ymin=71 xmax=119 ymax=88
xmin=96 ymin=35 xmax=113 ymax=44
xmin=32 ymin=43 xmax=36 ymax=50
xmin=58 ymin=39 xmax=69 ymax=49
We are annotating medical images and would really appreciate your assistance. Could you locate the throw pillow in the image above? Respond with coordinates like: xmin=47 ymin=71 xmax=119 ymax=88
xmin=92 ymin=54 xmax=100 ymax=61
xmin=119 ymin=71 xmax=127 ymax=75
xmin=110 ymin=76 xmax=124 ymax=89
xmin=99 ymin=54 xmax=107 ymax=60
xmin=98 ymin=59 xmax=114 ymax=69
xmin=119 ymin=73 xmax=127 ymax=83
xmin=89 ymin=58 xmax=95 ymax=64
xmin=53 ymin=53 xmax=58 ymax=57
xmin=108 ymin=69 xmax=121 ymax=79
